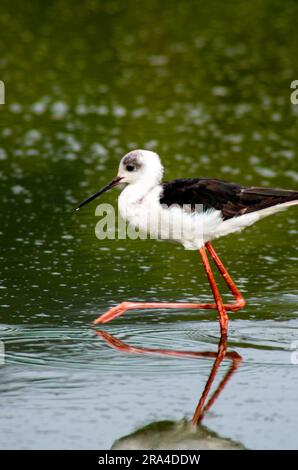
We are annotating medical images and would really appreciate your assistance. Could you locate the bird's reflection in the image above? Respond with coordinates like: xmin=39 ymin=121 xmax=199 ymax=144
xmin=94 ymin=329 xmax=242 ymax=424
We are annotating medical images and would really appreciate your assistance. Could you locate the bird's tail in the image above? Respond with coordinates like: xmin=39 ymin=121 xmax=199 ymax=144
xmin=254 ymin=198 xmax=298 ymax=218
xmin=241 ymin=187 xmax=298 ymax=213
xmin=215 ymin=192 xmax=297 ymax=238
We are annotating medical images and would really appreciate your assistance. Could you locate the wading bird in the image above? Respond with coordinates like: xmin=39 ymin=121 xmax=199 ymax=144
xmin=75 ymin=150 xmax=298 ymax=335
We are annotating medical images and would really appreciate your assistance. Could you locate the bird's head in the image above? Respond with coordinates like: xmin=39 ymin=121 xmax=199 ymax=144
xmin=75 ymin=149 xmax=164 ymax=211
xmin=117 ymin=149 xmax=163 ymax=185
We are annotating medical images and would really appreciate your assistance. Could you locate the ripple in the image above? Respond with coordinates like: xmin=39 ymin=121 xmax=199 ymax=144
xmin=0 ymin=323 xmax=236 ymax=375
xmin=3 ymin=317 xmax=287 ymax=373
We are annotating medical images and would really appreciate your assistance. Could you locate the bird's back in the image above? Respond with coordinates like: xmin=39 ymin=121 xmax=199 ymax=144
xmin=160 ymin=177 xmax=298 ymax=219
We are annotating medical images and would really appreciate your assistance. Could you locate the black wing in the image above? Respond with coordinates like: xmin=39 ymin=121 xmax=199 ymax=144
xmin=159 ymin=178 xmax=298 ymax=220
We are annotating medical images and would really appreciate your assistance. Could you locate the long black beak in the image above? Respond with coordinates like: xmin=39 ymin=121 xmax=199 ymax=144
xmin=74 ymin=176 xmax=123 ymax=211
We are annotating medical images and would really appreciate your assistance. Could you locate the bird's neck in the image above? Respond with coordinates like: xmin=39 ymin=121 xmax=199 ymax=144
xmin=121 ymin=179 xmax=160 ymax=203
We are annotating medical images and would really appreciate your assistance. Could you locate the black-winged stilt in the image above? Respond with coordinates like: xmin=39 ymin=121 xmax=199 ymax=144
xmin=75 ymin=149 xmax=298 ymax=335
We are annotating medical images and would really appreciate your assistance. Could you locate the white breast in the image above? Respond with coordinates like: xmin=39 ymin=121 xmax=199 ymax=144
xmin=118 ymin=185 xmax=163 ymax=239
xmin=118 ymin=184 xmax=224 ymax=249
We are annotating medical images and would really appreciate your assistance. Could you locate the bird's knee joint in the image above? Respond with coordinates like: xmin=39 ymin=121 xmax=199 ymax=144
xmin=121 ymin=301 xmax=133 ymax=309
xmin=236 ymin=298 xmax=246 ymax=310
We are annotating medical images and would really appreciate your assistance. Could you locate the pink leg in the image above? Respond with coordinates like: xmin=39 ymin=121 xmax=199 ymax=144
xmin=199 ymin=246 xmax=228 ymax=335
xmin=205 ymin=242 xmax=245 ymax=311
xmin=93 ymin=243 xmax=245 ymax=334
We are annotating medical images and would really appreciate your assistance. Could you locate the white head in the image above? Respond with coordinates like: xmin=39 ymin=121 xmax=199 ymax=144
xmin=117 ymin=149 xmax=164 ymax=185
xmin=75 ymin=149 xmax=164 ymax=211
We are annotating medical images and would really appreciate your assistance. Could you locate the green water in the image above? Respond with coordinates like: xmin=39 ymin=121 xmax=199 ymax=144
xmin=0 ymin=0 xmax=297 ymax=449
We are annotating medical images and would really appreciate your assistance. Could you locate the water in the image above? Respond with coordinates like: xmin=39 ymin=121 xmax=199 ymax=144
xmin=0 ymin=0 xmax=298 ymax=449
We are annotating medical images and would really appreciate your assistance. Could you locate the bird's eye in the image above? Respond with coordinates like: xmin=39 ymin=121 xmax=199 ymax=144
xmin=126 ymin=165 xmax=135 ymax=172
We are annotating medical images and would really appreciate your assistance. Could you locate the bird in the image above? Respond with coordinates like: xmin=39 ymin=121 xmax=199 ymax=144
xmin=75 ymin=149 xmax=298 ymax=336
